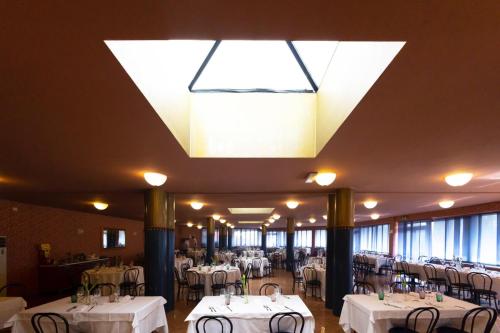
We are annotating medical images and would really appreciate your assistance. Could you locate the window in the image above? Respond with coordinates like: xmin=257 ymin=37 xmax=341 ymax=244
xmin=266 ymin=231 xmax=287 ymax=248
xmin=397 ymin=213 xmax=500 ymax=265
xmin=353 ymin=224 xmax=389 ymax=253
xmin=201 ymin=228 xmax=220 ymax=248
xmin=315 ymin=229 xmax=327 ymax=248
xmin=231 ymin=228 xmax=261 ymax=247
xmin=294 ymin=230 xmax=312 ymax=248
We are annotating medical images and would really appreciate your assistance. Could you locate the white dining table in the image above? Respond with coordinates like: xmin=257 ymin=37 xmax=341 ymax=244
xmin=185 ymin=295 xmax=315 ymax=333
xmin=7 ymin=296 xmax=168 ymax=333
xmin=339 ymin=293 xmax=498 ymax=333
xmin=364 ymin=254 xmax=388 ymax=273
xmin=0 ymin=297 xmax=26 ymax=328
xmin=84 ymin=266 xmax=145 ymax=291
xmin=188 ymin=265 xmax=241 ymax=296
xmin=175 ymin=257 xmax=193 ymax=272
xmin=402 ymin=262 xmax=500 ymax=299
xmin=239 ymin=257 xmax=269 ymax=278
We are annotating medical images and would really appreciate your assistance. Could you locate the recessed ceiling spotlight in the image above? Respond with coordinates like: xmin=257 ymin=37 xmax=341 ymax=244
xmin=143 ymin=172 xmax=167 ymax=186
xmin=445 ymin=172 xmax=473 ymax=187
xmin=314 ymin=172 xmax=337 ymax=186
xmin=219 ymin=219 xmax=226 ymax=224
xmin=197 ymin=224 xmax=203 ymax=229
xmin=190 ymin=201 xmax=204 ymax=210
xmin=93 ymin=202 xmax=108 ymax=210
xmin=438 ymin=200 xmax=455 ymax=209
xmin=272 ymin=214 xmax=280 ymax=220
xmin=322 ymin=214 xmax=327 ymax=220
xmin=296 ymin=222 xmax=303 ymax=227
xmin=309 ymin=218 xmax=316 ymax=224
xmin=212 ymin=214 xmax=221 ymax=221
xmin=363 ymin=200 xmax=378 ymax=209
xmin=286 ymin=200 xmax=299 ymax=209
xmin=370 ymin=213 xmax=380 ymax=220
xmin=187 ymin=222 xmax=193 ymax=227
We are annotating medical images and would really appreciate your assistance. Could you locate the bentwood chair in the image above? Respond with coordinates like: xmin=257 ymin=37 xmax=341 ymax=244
xmin=445 ymin=267 xmax=471 ymax=300
xmin=120 ymin=268 xmax=139 ymax=296
xmin=389 ymin=307 xmax=440 ymax=333
xmin=352 ymin=281 xmax=375 ymax=295
xmin=186 ymin=270 xmax=204 ymax=304
xmin=211 ymin=270 xmax=228 ymax=296
xmin=259 ymin=283 xmax=282 ymax=296
xmin=174 ymin=267 xmax=189 ymax=300
xmin=423 ymin=264 xmax=447 ymax=292
xmin=195 ymin=315 xmax=233 ymax=333
xmin=0 ymin=283 xmax=26 ymax=298
xmin=31 ymin=313 xmax=69 ymax=333
xmin=302 ymin=267 xmax=321 ymax=299
xmin=135 ymin=283 xmax=145 ymax=296
xmin=269 ymin=312 xmax=305 ymax=333
xmin=467 ymin=272 xmax=498 ymax=310
xmin=291 ymin=263 xmax=304 ymax=294
xmin=401 ymin=261 xmax=420 ymax=291
xmin=264 ymin=258 xmax=273 ymax=277
xmin=437 ymin=307 xmax=497 ymax=333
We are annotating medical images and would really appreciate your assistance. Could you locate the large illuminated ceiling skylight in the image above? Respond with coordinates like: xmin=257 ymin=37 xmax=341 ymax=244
xmin=105 ymin=39 xmax=405 ymax=158
xmin=190 ymin=40 xmax=337 ymax=93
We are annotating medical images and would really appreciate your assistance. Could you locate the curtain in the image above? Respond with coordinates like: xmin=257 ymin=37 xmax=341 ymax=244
xmin=294 ymin=230 xmax=312 ymax=248
xmin=266 ymin=231 xmax=286 ymax=248
xmin=231 ymin=228 xmax=261 ymax=247
xmin=315 ymin=229 xmax=327 ymax=248
xmin=353 ymin=224 xmax=389 ymax=253
xmin=201 ymin=228 xmax=220 ymax=248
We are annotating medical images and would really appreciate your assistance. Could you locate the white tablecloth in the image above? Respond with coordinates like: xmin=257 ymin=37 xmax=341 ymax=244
xmin=339 ymin=293 xmax=498 ymax=333
xmin=242 ymin=250 xmax=264 ymax=258
xmin=307 ymin=257 xmax=326 ymax=266
xmin=175 ymin=258 xmax=193 ymax=272
xmin=300 ymin=266 xmax=326 ymax=301
xmin=84 ymin=266 xmax=144 ymax=289
xmin=239 ymin=257 xmax=269 ymax=278
xmin=8 ymin=296 xmax=168 ymax=333
xmin=188 ymin=266 xmax=241 ymax=296
xmin=364 ymin=255 xmax=388 ymax=272
xmin=0 ymin=297 xmax=26 ymax=328
xmin=186 ymin=295 xmax=315 ymax=333
xmin=402 ymin=262 xmax=500 ymax=299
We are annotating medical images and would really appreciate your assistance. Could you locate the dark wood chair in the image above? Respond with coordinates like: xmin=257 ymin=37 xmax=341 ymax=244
xmin=211 ymin=270 xmax=228 ymax=296
xmin=269 ymin=312 xmax=305 ymax=333
xmin=195 ymin=315 xmax=233 ymax=333
xmin=467 ymin=272 xmax=498 ymax=310
xmin=400 ymin=261 xmax=420 ymax=291
xmin=174 ymin=267 xmax=189 ymax=300
xmin=423 ymin=264 xmax=447 ymax=292
xmin=186 ymin=270 xmax=204 ymax=304
xmin=135 ymin=283 xmax=145 ymax=296
xmin=389 ymin=307 xmax=439 ymax=333
xmin=120 ymin=268 xmax=140 ymax=296
xmin=0 ymin=283 xmax=26 ymax=298
xmin=437 ymin=306 xmax=497 ymax=333
xmin=291 ymin=263 xmax=304 ymax=294
xmin=31 ymin=313 xmax=69 ymax=333
xmin=445 ymin=267 xmax=471 ymax=300
xmin=259 ymin=283 xmax=282 ymax=296
xmin=302 ymin=267 xmax=321 ymax=299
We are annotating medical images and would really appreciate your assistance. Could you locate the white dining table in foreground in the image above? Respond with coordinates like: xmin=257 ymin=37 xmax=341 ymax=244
xmin=185 ymin=295 xmax=315 ymax=333
xmin=340 ymin=293 xmax=498 ymax=333
xmin=0 ymin=297 xmax=26 ymax=328
xmin=8 ymin=296 xmax=168 ymax=333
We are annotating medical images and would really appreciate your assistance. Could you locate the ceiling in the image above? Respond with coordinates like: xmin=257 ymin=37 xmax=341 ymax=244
xmin=1 ymin=0 xmax=499 ymax=226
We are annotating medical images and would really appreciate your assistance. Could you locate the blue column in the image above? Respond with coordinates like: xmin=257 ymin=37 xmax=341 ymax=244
xmin=144 ymin=189 xmax=175 ymax=312
xmin=206 ymin=217 xmax=215 ymax=264
xmin=227 ymin=227 xmax=233 ymax=250
xmin=286 ymin=217 xmax=295 ymax=272
xmin=261 ymin=225 xmax=267 ymax=256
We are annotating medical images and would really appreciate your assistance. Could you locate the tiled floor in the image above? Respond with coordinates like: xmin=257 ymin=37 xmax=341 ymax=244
xmin=166 ymin=268 xmax=343 ymax=333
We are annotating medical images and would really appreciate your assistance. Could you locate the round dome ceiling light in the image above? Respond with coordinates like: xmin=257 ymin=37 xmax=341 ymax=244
xmin=286 ymin=201 xmax=299 ymax=209
xmin=212 ymin=214 xmax=221 ymax=221
xmin=144 ymin=172 xmax=167 ymax=186
xmin=296 ymin=222 xmax=303 ymax=227
xmin=187 ymin=222 xmax=193 ymax=227
xmin=309 ymin=218 xmax=316 ymax=224
xmin=363 ymin=200 xmax=378 ymax=209
xmin=370 ymin=213 xmax=380 ymax=220
xmin=190 ymin=201 xmax=204 ymax=210
xmin=439 ymin=200 xmax=455 ymax=209
xmin=93 ymin=202 xmax=108 ymax=211
xmin=445 ymin=172 xmax=473 ymax=187
xmin=314 ymin=172 xmax=336 ymax=186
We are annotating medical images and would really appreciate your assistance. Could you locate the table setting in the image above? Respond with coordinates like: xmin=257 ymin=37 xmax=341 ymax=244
xmin=185 ymin=294 xmax=315 ymax=333
xmin=340 ymin=290 xmax=498 ymax=333
xmin=7 ymin=295 xmax=168 ymax=333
